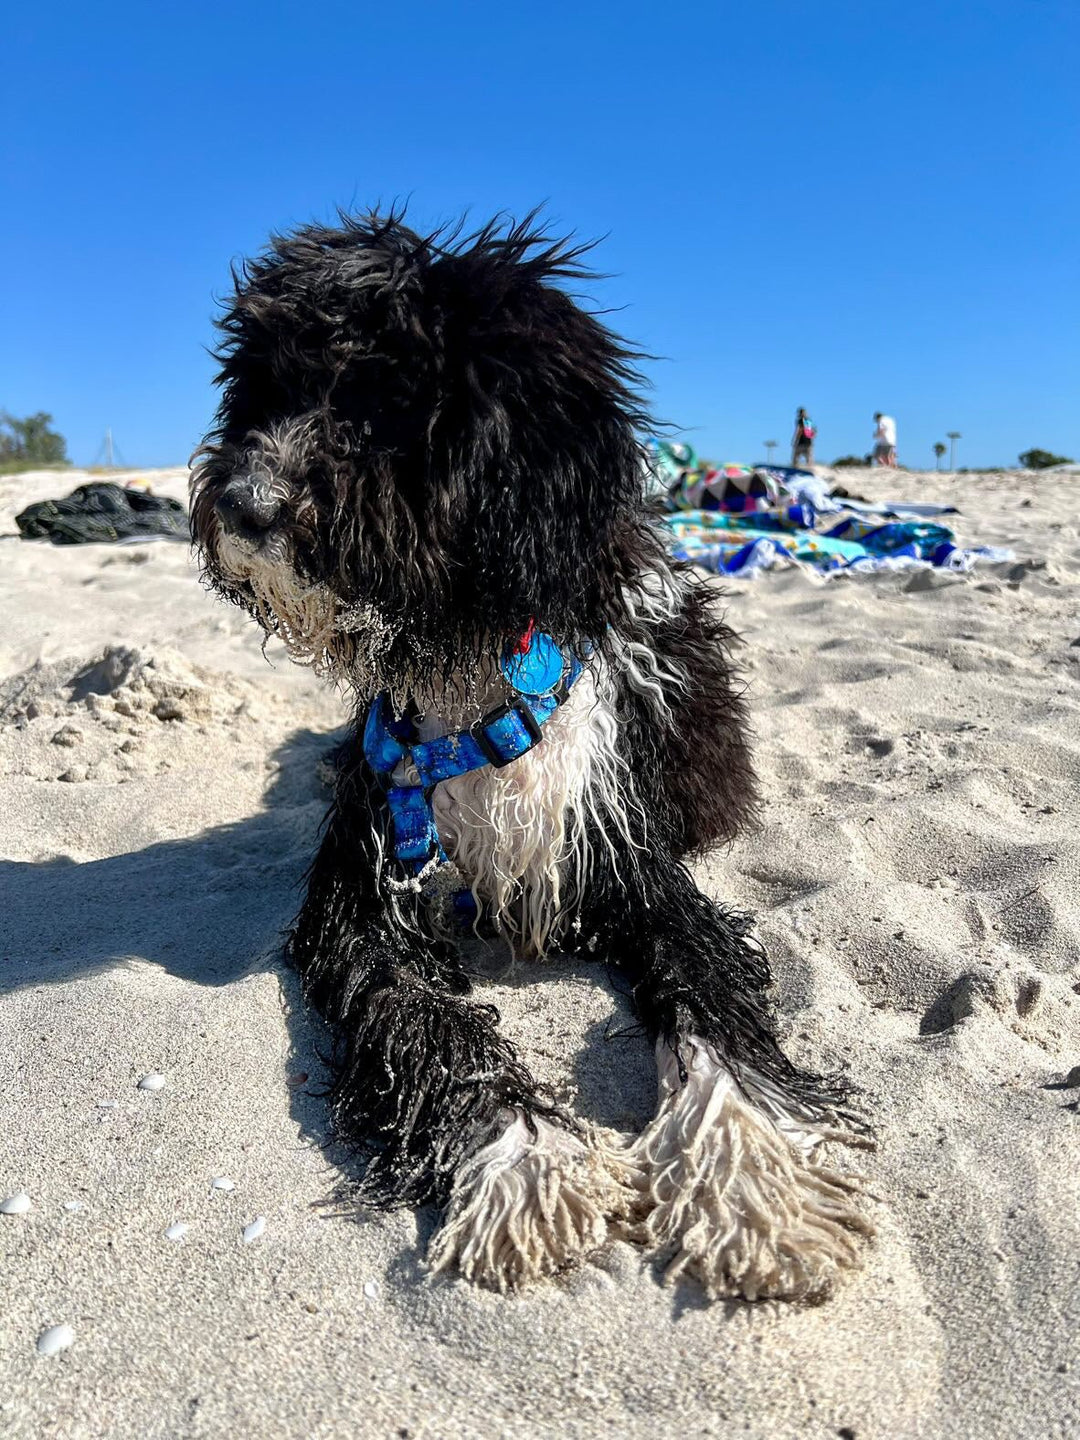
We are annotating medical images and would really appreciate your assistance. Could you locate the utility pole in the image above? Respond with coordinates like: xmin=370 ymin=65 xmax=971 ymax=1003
xmin=92 ymin=429 xmax=126 ymax=469
xmin=947 ymin=431 xmax=961 ymax=470
xmin=764 ymin=439 xmax=777 ymax=466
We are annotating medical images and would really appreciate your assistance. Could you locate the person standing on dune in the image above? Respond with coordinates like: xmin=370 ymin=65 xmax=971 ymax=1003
xmin=873 ymin=412 xmax=897 ymax=466
xmin=791 ymin=408 xmax=816 ymax=468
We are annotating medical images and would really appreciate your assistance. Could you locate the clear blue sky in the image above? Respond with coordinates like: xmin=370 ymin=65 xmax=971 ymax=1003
xmin=2 ymin=0 xmax=1076 ymax=470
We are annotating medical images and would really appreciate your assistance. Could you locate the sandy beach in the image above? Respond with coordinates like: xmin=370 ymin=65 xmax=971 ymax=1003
xmin=1 ymin=464 xmax=1077 ymax=1439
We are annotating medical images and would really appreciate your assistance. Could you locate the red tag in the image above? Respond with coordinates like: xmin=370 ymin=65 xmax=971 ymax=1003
xmin=513 ymin=618 xmax=536 ymax=655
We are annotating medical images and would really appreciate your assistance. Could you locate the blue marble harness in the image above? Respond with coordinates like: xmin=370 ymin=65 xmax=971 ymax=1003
xmin=362 ymin=632 xmax=584 ymax=899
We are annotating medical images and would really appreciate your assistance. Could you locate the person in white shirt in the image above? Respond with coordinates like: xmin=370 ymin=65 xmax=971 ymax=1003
xmin=873 ymin=412 xmax=897 ymax=466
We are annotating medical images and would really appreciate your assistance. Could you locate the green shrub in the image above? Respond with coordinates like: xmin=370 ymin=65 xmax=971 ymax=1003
xmin=1018 ymin=448 xmax=1074 ymax=470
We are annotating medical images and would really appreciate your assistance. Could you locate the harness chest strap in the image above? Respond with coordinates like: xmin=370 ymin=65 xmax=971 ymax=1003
xmin=362 ymin=636 xmax=585 ymax=879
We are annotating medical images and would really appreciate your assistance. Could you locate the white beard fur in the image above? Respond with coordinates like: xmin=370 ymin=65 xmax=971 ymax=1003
xmin=213 ymin=529 xmax=395 ymax=684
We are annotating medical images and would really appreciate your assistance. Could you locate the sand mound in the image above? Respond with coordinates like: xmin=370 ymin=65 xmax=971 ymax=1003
xmin=0 ymin=644 xmax=339 ymax=798
xmin=2 ymin=644 xmax=264 ymax=726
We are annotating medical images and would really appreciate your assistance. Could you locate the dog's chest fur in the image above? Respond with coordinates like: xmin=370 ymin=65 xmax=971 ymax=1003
xmin=397 ymin=665 xmax=636 ymax=959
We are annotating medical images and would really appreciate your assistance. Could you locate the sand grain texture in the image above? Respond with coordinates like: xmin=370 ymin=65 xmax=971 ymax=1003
xmin=1 ymin=467 xmax=1077 ymax=1439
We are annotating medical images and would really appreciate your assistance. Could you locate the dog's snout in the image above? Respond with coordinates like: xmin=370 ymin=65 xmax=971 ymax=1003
xmin=216 ymin=476 xmax=282 ymax=534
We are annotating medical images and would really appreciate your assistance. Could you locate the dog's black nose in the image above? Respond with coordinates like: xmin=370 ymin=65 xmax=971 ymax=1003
xmin=216 ymin=476 xmax=282 ymax=534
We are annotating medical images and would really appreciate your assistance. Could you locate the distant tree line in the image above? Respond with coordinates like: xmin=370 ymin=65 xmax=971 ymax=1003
xmin=830 ymin=447 xmax=1075 ymax=471
xmin=0 ymin=411 xmax=69 ymax=469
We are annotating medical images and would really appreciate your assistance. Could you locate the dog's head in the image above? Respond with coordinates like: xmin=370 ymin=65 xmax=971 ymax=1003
xmin=191 ymin=212 xmax=659 ymax=697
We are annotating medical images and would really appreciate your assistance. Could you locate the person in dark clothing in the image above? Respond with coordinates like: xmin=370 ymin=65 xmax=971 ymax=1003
xmin=791 ymin=408 xmax=816 ymax=468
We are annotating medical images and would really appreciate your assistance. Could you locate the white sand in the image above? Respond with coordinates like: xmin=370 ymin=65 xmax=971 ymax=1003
xmin=1 ymin=466 xmax=1077 ymax=1438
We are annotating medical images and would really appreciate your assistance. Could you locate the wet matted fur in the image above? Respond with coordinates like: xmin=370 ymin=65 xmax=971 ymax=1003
xmin=191 ymin=210 xmax=872 ymax=1300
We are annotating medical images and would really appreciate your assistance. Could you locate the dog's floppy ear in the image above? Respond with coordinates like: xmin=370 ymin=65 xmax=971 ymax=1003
xmin=415 ymin=215 xmax=661 ymax=648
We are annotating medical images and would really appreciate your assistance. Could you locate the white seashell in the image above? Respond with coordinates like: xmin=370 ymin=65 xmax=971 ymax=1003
xmin=97 ymin=1100 xmax=118 ymax=1110
xmin=363 ymin=1280 xmax=379 ymax=1300
xmin=0 ymin=1192 xmax=31 ymax=1215
xmin=242 ymin=1216 xmax=266 ymax=1243
xmin=163 ymin=1221 xmax=188 ymax=1241
xmin=37 ymin=1324 xmax=75 ymax=1357
xmin=137 ymin=1073 xmax=166 ymax=1092
xmin=210 ymin=1177 xmax=235 ymax=1192
xmin=63 ymin=1201 xmax=84 ymax=1212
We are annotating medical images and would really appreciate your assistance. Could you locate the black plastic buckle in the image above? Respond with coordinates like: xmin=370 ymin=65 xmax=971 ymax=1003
xmin=472 ymin=703 xmax=543 ymax=769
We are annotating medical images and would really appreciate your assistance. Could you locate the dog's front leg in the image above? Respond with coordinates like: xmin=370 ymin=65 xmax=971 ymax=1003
xmin=289 ymin=762 xmax=621 ymax=1290
xmin=581 ymin=843 xmax=873 ymax=1301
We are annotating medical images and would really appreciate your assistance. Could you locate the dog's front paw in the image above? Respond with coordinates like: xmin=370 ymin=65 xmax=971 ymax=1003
xmin=427 ymin=1112 xmax=627 ymax=1293
xmin=618 ymin=1037 xmax=873 ymax=1302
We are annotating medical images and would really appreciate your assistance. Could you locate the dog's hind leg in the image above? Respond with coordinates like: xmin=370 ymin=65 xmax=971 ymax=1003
xmin=289 ymin=756 xmax=621 ymax=1291
xmin=580 ymin=845 xmax=873 ymax=1302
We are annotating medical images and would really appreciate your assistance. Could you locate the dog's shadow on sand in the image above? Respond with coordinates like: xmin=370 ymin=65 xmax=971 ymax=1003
xmin=1 ymin=726 xmax=335 ymax=997
xmin=2 ymin=731 xmax=742 ymax=1312
xmin=0 ymin=725 xmax=656 ymax=1158
xmin=0 ymin=727 xmax=343 ymax=1149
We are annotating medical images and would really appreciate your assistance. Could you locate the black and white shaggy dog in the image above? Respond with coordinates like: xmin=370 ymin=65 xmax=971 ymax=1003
xmin=191 ymin=212 xmax=871 ymax=1302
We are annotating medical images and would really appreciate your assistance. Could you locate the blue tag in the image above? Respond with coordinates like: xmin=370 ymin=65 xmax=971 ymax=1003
xmin=500 ymin=632 xmax=565 ymax=696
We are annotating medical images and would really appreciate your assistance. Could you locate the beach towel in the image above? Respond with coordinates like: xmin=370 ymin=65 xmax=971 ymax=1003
xmin=651 ymin=439 xmax=1013 ymax=578
xmin=662 ymin=501 xmax=1012 ymax=577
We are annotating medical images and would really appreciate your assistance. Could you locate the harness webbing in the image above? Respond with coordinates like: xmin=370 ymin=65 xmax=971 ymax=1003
xmin=362 ymin=636 xmax=584 ymax=897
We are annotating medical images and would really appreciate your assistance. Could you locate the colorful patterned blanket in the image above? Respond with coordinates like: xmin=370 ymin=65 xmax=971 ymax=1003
xmin=650 ymin=443 xmax=1012 ymax=578
xmin=662 ymin=508 xmax=996 ymax=576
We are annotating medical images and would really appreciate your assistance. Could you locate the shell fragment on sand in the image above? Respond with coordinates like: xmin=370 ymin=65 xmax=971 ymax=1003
xmin=137 ymin=1073 xmax=167 ymax=1092
xmin=164 ymin=1221 xmax=188 ymax=1241
xmin=210 ymin=1177 xmax=235 ymax=1192
xmin=1 ymin=1192 xmax=32 ymax=1215
xmin=242 ymin=1216 xmax=266 ymax=1243
xmin=36 ymin=1324 xmax=75 ymax=1357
